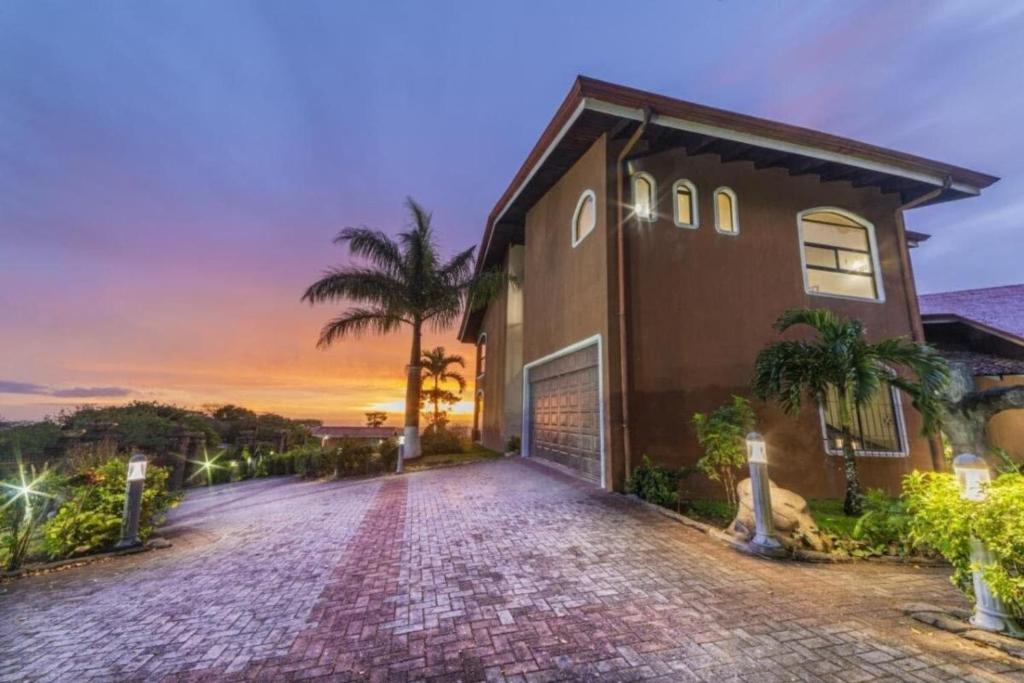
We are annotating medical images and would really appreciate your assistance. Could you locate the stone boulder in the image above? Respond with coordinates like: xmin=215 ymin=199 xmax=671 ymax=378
xmin=728 ymin=478 xmax=831 ymax=552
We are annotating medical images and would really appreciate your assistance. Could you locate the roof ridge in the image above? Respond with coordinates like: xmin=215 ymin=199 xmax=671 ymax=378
xmin=920 ymin=283 xmax=1024 ymax=298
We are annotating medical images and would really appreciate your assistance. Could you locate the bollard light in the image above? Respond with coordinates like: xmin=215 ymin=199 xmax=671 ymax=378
xmin=953 ymin=452 xmax=991 ymax=502
xmin=745 ymin=432 xmax=767 ymax=464
xmin=952 ymin=453 xmax=1022 ymax=636
xmin=395 ymin=434 xmax=406 ymax=474
xmin=116 ymin=453 xmax=147 ymax=549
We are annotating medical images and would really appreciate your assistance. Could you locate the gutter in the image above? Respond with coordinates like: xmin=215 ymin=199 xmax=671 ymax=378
xmin=615 ymin=106 xmax=652 ymax=484
xmin=894 ymin=175 xmax=951 ymax=472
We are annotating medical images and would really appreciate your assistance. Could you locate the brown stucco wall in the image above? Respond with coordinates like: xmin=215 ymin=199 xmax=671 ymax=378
xmin=975 ymin=375 xmax=1024 ymax=464
xmin=474 ymin=259 xmax=508 ymax=452
xmin=623 ymin=150 xmax=933 ymax=499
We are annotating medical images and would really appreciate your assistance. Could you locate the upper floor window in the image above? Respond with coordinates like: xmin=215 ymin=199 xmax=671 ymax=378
xmin=798 ymin=209 xmax=883 ymax=301
xmin=572 ymin=189 xmax=597 ymax=247
xmin=476 ymin=334 xmax=487 ymax=377
xmin=820 ymin=381 xmax=906 ymax=457
xmin=714 ymin=187 xmax=738 ymax=234
xmin=672 ymin=180 xmax=698 ymax=229
xmin=632 ymin=172 xmax=655 ymax=221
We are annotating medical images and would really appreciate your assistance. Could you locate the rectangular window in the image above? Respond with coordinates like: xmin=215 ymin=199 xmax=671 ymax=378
xmin=676 ymin=187 xmax=693 ymax=225
xmin=821 ymin=383 xmax=904 ymax=456
xmin=800 ymin=211 xmax=880 ymax=300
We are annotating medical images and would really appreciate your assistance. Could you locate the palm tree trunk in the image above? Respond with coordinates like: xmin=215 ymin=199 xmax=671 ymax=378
xmin=840 ymin=426 xmax=863 ymax=516
xmin=432 ymin=376 xmax=440 ymax=434
xmin=403 ymin=320 xmax=423 ymax=460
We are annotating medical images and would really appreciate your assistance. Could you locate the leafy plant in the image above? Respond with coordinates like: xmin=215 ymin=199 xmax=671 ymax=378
xmin=420 ymin=347 xmax=466 ymax=434
xmin=43 ymin=458 xmax=179 ymax=559
xmin=421 ymin=428 xmax=465 ymax=456
xmin=753 ymin=308 xmax=949 ymax=515
xmin=1 ymin=456 xmax=62 ymax=570
xmin=850 ymin=489 xmax=916 ymax=557
xmin=628 ymin=455 xmax=684 ymax=509
xmin=904 ymin=470 xmax=1024 ymax=619
xmin=506 ymin=435 xmax=521 ymax=453
xmin=692 ymin=396 xmax=755 ymax=508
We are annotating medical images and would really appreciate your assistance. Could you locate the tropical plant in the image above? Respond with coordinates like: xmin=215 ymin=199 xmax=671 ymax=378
xmin=301 ymin=198 xmax=502 ymax=463
xmin=850 ymin=489 xmax=916 ymax=557
xmin=365 ymin=411 xmax=388 ymax=428
xmin=752 ymin=308 xmax=949 ymax=515
xmin=692 ymin=396 xmax=755 ymax=508
xmin=628 ymin=455 xmax=685 ymax=509
xmin=904 ymin=470 xmax=1024 ymax=619
xmin=420 ymin=346 xmax=466 ymax=434
xmin=1 ymin=451 xmax=61 ymax=570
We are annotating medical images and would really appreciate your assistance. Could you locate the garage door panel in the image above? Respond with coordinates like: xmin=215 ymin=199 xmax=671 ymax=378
xmin=528 ymin=345 xmax=601 ymax=484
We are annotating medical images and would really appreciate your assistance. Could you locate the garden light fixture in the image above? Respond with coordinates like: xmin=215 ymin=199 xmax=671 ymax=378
xmin=116 ymin=453 xmax=148 ymax=549
xmin=951 ymin=453 xmax=1022 ymax=636
xmin=744 ymin=432 xmax=784 ymax=557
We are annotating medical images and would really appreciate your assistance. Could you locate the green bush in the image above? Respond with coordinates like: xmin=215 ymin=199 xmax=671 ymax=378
xmin=850 ymin=489 xmax=916 ymax=557
xmin=1 ymin=462 xmax=63 ymax=570
xmin=421 ymin=429 xmax=464 ymax=456
xmin=904 ymin=471 xmax=1024 ymax=618
xmin=43 ymin=458 xmax=180 ymax=559
xmin=506 ymin=435 xmax=521 ymax=453
xmin=379 ymin=439 xmax=399 ymax=472
xmin=628 ymin=455 xmax=684 ymax=509
xmin=692 ymin=396 xmax=755 ymax=507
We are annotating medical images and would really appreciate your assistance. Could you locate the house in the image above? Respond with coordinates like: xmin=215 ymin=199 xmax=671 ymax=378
xmin=920 ymin=285 xmax=1024 ymax=463
xmin=458 ymin=76 xmax=997 ymax=499
xmin=311 ymin=426 xmax=399 ymax=450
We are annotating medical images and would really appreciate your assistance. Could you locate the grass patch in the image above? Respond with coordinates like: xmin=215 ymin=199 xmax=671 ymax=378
xmin=683 ymin=499 xmax=738 ymax=527
xmin=404 ymin=445 xmax=502 ymax=471
xmin=808 ymin=498 xmax=859 ymax=538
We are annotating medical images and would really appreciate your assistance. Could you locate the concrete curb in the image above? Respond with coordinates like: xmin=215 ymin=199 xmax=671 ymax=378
xmin=2 ymin=538 xmax=172 ymax=582
xmin=901 ymin=603 xmax=1024 ymax=659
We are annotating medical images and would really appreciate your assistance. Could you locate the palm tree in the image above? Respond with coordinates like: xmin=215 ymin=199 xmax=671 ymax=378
xmin=302 ymin=198 xmax=500 ymax=464
xmin=752 ymin=308 xmax=949 ymax=515
xmin=420 ymin=347 xmax=466 ymax=434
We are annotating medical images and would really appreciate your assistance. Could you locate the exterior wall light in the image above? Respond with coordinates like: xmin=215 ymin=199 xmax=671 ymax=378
xmin=116 ymin=453 xmax=147 ymax=549
xmin=745 ymin=432 xmax=784 ymax=556
xmin=952 ymin=453 xmax=1022 ymax=636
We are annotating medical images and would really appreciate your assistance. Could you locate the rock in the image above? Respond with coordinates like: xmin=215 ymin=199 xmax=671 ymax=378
xmin=145 ymin=537 xmax=172 ymax=550
xmin=728 ymin=478 xmax=831 ymax=553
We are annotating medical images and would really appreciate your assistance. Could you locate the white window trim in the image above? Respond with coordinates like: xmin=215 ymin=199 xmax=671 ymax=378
xmin=476 ymin=332 xmax=487 ymax=378
xmin=631 ymin=172 xmax=657 ymax=222
xmin=713 ymin=186 xmax=739 ymax=235
xmin=796 ymin=206 xmax=887 ymax=304
xmin=571 ymin=189 xmax=597 ymax=248
xmin=671 ymin=179 xmax=699 ymax=229
xmin=817 ymin=380 xmax=909 ymax=458
xmin=520 ymin=334 xmax=607 ymax=490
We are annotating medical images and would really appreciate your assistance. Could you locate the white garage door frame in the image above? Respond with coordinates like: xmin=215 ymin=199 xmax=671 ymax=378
xmin=520 ymin=334 xmax=606 ymax=489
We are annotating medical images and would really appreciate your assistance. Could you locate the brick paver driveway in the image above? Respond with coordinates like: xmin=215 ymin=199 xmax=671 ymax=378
xmin=3 ymin=459 xmax=1022 ymax=682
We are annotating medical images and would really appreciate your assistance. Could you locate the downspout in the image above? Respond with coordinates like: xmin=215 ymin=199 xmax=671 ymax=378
xmin=894 ymin=174 xmax=951 ymax=472
xmin=616 ymin=106 xmax=652 ymax=486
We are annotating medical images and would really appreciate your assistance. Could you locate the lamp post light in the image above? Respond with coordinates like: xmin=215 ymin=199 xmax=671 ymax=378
xmin=745 ymin=432 xmax=785 ymax=557
xmin=115 ymin=453 xmax=147 ymax=550
xmin=952 ymin=453 xmax=1022 ymax=636
xmin=396 ymin=434 xmax=406 ymax=474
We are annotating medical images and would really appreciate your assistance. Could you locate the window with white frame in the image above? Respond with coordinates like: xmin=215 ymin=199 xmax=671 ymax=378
xmin=572 ymin=189 xmax=596 ymax=246
xmin=673 ymin=180 xmax=698 ymax=228
xmin=799 ymin=209 xmax=883 ymax=301
xmin=632 ymin=173 xmax=655 ymax=220
xmin=714 ymin=187 xmax=738 ymax=234
xmin=476 ymin=334 xmax=487 ymax=377
xmin=820 ymin=382 xmax=906 ymax=456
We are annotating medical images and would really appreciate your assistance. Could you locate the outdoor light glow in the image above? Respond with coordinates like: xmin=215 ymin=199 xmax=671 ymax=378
xmin=953 ymin=453 xmax=992 ymax=502
xmin=0 ymin=465 xmax=56 ymax=515
xmin=187 ymin=448 xmax=226 ymax=484
xmin=745 ymin=431 xmax=767 ymax=464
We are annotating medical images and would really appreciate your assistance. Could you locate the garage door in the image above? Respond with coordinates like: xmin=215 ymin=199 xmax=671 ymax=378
xmin=527 ymin=344 xmax=601 ymax=484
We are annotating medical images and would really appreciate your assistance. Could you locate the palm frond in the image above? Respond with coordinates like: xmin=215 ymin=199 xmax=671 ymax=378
xmin=773 ymin=307 xmax=839 ymax=334
xmin=334 ymin=227 xmax=405 ymax=276
xmin=316 ymin=308 xmax=407 ymax=348
xmin=301 ymin=267 xmax=407 ymax=307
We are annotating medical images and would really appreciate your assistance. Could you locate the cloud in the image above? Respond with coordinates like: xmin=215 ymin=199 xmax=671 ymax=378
xmin=0 ymin=380 xmax=132 ymax=398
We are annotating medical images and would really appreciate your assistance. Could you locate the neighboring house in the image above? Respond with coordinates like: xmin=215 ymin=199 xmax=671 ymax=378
xmin=458 ymin=76 xmax=997 ymax=499
xmin=920 ymin=284 xmax=1024 ymax=463
xmin=312 ymin=426 xmax=399 ymax=450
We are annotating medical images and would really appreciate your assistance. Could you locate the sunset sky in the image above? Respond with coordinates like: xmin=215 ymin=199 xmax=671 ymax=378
xmin=3 ymin=1 xmax=1023 ymax=423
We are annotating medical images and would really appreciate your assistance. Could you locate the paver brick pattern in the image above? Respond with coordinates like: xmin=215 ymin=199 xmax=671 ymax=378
xmin=2 ymin=459 xmax=1022 ymax=682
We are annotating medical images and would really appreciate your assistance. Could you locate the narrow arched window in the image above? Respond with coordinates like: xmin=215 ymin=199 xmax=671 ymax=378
xmin=672 ymin=180 xmax=698 ymax=229
xmin=714 ymin=187 xmax=738 ymax=234
xmin=572 ymin=189 xmax=596 ymax=246
xmin=473 ymin=390 xmax=485 ymax=443
xmin=798 ymin=209 xmax=883 ymax=301
xmin=476 ymin=334 xmax=487 ymax=377
xmin=632 ymin=173 xmax=655 ymax=221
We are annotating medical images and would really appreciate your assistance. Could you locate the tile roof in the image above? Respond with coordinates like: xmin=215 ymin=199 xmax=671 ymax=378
xmin=920 ymin=284 xmax=1024 ymax=342
xmin=935 ymin=349 xmax=1024 ymax=377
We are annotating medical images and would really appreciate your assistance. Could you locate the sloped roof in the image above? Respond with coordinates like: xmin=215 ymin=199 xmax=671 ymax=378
xmin=312 ymin=426 xmax=399 ymax=439
xmin=920 ymin=284 xmax=1024 ymax=343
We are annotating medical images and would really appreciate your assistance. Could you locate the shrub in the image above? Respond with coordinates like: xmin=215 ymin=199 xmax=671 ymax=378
xmin=506 ymin=435 xmax=521 ymax=453
xmin=379 ymin=439 xmax=399 ymax=472
xmin=43 ymin=458 xmax=179 ymax=559
xmin=692 ymin=396 xmax=755 ymax=507
xmin=904 ymin=470 xmax=1024 ymax=619
xmin=850 ymin=489 xmax=916 ymax=557
xmin=421 ymin=429 xmax=464 ymax=456
xmin=628 ymin=455 xmax=684 ymax=509
xmin=1 ymin=461 xmax=62 ymax=570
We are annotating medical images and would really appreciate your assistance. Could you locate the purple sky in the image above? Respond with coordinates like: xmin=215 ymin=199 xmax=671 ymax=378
xmin=2 ymin=1 xmax=1022 ymax=422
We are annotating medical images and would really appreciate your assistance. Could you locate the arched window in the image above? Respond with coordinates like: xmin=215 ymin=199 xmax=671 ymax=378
xmin=713 ymin=187 xmax=738 ymax=234
xmin=473 ymin=390 xmax=485 ymax=443
xmin=572 ymin=189 xmax=597 ymax=246
xmin=672 ymin=180 xmax=698 ymax=229
xmin=632 ymin=172 xmax=655 ymax=221
xmin=798 ymin=208 xmax=883 ymax=301
xmin=476 ymin=333 xmax=487 ymax=377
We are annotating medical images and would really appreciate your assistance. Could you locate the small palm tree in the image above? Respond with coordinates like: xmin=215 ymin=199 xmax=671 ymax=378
xmin=420 ymin=347 xmax=466 ymax=434
xmin=752 ymin=308 xmax=949 ymax=515
xmin=302 ymin=198 xmax=499 ymax=463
